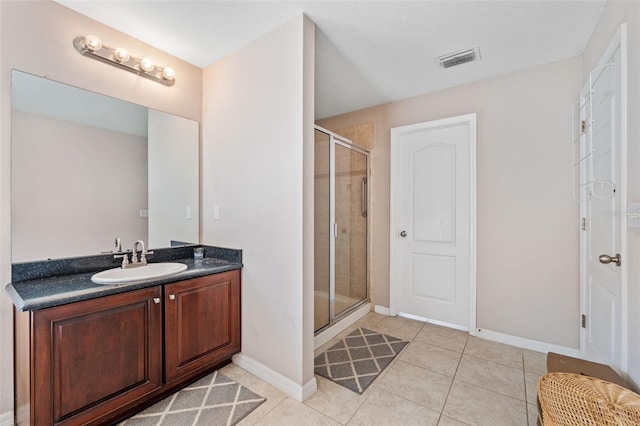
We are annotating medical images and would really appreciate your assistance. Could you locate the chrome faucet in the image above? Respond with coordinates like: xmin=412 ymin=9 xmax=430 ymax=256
xmin=131 ymin=240 xmax=153 ymax=266
xmin=113 ymin=240 xmax=153 ymax=268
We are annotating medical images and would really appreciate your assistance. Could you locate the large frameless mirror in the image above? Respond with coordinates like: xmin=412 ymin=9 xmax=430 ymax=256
xmin=11 ymin=70 xmax=199 ymax=262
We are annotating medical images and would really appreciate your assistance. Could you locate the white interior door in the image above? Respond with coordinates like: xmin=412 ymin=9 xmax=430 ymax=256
xmin=391 ymin=114 xmax=476 ymax=330
xmin=581 ymin=31 xmax=625 ymax=372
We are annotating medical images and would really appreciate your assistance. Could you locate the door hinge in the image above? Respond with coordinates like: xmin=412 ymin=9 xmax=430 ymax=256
xmin=581 ymin=120 xmax=586 ymax=134
xmin=581 ymin=314 xmax=586 ymax=328
xmin=581 ymin=218 xmax=586 ymax=231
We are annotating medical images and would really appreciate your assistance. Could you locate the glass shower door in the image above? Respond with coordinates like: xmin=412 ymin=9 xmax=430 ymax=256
xmin=314 ymin=130 xmax=331 ymax=331
xmin=314 ymin=127 xmax=369 ymax=333
xmin=334 ymin=143 xmax=368 ymax=317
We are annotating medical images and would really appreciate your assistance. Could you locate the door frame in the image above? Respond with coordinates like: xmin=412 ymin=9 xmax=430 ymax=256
xmin=389 ymin=113 xmax=477 ymax=335
xmin=579 ymin=24 xmax=628 ymax=373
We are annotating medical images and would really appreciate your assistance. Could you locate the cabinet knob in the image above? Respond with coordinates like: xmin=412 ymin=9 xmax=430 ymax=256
xmin=169 ymin=294 xmax=176 ymax=301
xmin=153 ymin=297 xmax=160 ymax=304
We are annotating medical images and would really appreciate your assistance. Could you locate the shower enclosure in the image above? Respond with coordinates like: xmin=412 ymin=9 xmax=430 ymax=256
xmin=314 ymin=126 xmax=369 ymax=333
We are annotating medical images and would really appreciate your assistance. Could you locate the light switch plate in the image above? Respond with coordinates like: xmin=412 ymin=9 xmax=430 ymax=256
xmin=627 ymin=202 xmax=640 ymax=229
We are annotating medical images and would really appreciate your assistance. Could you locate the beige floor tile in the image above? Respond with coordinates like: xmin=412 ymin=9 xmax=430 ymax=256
xmin=374 ymin=315 xmax=425 ymax=341
xmin=377 ymin=360 xmax=452 ymax=412
xmin=437 ymin=415 xmax=470 ymax=426
xmin=523 ymin=349 xmax=547 ymax=376
xmin=234 ymin=373 xmax=287 ymax=424
xmin=528 ymin=403 xmax=540 ymax=426
xmin=414 ymin=323 xmax=468 ymax=352
xmin=354 ymin=312 xmax=386 ymax=329
xmin=464 ymin=337 xmax=523 ymax=369
xmin=219 ymin=362 xmax=248 ymax=381
xmin=455 ymin=355 xmax=526 ymax=401
xmin=347 ymin=388 xmax=440 ymax=426
xmin=304 ymin=376 xmax=365 ymax=424
xmin=254 ymin=397 xmax=339 ymax=426
xmin=525 ymin=372 xmax=541 ymax=405
xmin=400 ymin=340 xmax=462 ymax=377
xmin=443 ymin=380 xmax=528 ymax=426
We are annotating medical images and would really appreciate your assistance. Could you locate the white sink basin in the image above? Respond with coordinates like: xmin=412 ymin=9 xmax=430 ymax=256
xmin=91 ymin=262 xmax=188 ymax=284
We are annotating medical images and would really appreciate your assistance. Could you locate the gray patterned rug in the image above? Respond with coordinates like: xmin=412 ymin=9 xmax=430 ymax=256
xmin=314 ymin=327 xmax=409 ymax=394
xmin=121 ymin=371 xmax=265 ymax=426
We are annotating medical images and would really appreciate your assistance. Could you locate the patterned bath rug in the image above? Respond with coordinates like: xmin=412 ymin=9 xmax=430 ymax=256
xmin=121 ymin=371 xmax=265 ymax=426
xmin=314 ymin=327 xmax=409 ymax=394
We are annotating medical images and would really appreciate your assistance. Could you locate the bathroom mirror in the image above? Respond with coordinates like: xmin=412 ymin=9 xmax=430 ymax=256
xmin=11 ymin=70 xmax=199 ymax=262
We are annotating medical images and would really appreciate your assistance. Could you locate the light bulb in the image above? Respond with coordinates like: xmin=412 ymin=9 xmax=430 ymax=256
xmin=161 ymin=67 xmax=176 ymax=81
xmin=140 ymin=58 xmax=155 ymax=73
xmin=85 ymin=35 xmax=102 ymax=52
xmin=114 ymin=47 xmax=130 ymax=63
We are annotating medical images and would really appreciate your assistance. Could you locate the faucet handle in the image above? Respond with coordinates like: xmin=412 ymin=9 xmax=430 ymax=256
xmin=140 ymin=250 xmax=154 ymax=265
xmin=114 ymin=253 xmax=129 ymax=268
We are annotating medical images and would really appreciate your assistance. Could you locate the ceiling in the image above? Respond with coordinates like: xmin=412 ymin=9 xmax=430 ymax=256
xmin=56 ymin=1 xmax=606 ymax=119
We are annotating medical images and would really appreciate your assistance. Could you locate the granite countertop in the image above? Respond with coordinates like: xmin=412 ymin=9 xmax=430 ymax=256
xmin=6 ymin=245 xmax=242 ymax=312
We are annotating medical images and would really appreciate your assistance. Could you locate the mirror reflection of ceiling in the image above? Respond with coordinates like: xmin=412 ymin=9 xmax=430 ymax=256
xmin=56 ymin=1 xmax=606 ymax=119
xmin=12 ymin=71 xmax=148 ymax=137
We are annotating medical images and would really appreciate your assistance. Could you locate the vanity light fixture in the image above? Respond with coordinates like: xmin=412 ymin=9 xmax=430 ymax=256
xmin=73 ymin=35 xmax=175 ymax=86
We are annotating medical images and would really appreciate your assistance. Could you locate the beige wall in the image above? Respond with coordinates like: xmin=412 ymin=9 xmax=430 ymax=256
xmin=319 ymin=57 xmax=582 ymax=349
xmin=0 ymin=0 xmax=202 ymax=419
xmin=201 ymin=16 xmax=317 ymax=398
xmin=582 ymin=0 xmax=640 ymax=390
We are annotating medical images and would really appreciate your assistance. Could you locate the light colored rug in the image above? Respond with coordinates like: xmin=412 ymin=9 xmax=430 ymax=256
xmin=121 ymin=371 xmax=265 ymax=426
xmin=314 ymin=327 xmax=409 ymax=394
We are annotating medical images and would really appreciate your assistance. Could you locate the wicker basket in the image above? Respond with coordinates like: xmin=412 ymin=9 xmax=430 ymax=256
xmin=537 ymin=372 xmax=640 ymax=425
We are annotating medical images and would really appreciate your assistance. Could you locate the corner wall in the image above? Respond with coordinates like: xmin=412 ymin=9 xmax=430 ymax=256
xmin=201 ymin=15 xmax=317 ymax=399
xmin=0 ymin=1 xmax=202 ymax=421
xmin=318 ymin=57 xmax=582 ymax=349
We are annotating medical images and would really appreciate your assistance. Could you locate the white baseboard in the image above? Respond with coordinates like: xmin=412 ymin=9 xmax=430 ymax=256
xmin=398 ymin=312 xmax=469 ymax=332
xmin=232 ymin=353 xmax=317 ymax=402
xmin=374 ymin=305 xmax=390 ymax=315
xmin=314 ymin=303 xmax=371 ymax=350
xmin=476 ymin=328 xmax=581 ymax=357
xmin=0 ymin=411 xmax=13 ymax=426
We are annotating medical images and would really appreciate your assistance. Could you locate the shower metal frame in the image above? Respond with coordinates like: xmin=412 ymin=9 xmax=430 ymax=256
xmin=314 ymin=125 xmax=370 ymax=334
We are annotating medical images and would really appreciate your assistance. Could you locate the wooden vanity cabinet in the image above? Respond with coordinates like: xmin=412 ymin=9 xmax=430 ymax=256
xmin=165 ymin=270 xmax=241 ymax=383
xmin=15 ymin=270 xmax=241 ymax=426
xmin=16 ymin=287 xmax=163 ymax=426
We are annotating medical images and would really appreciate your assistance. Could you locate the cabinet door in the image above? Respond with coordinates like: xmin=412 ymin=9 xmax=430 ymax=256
xmin=33 ymin=287 xmax=162 ymax=425
xmin=165 ymin=270 xmax=241 ymax=382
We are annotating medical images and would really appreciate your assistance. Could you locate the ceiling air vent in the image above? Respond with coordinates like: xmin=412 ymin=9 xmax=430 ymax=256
xmin=435 ymin=46 xmax=481 ymax=69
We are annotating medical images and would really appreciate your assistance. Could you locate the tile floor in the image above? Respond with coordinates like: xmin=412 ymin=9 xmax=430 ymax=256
xmin=219 ymin=312 xmax=545 ymax=426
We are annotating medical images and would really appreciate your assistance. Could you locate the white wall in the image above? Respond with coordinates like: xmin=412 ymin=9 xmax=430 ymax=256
xmin=202 ymin=15 xmax=317 ymax=399
xmin=148 ymin=110 xmax=199 ymax=249
xmin=582 ymin=0 xmax=640 ymax=391
xmin=319 ymin=57 xmax=583 ymax=349
xmin=12 ymin=111 xmax=148 ymax=261
xmin=0 ymin=1 xmax=202 ymax=420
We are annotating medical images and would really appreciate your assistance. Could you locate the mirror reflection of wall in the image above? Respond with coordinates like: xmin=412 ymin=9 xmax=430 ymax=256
xmin=11 ymin=70 xmax=199 ymax=262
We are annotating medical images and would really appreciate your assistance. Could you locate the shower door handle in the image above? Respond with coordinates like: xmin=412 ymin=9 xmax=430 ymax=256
xmin=361 ymin=177 xmax=368 ymax=218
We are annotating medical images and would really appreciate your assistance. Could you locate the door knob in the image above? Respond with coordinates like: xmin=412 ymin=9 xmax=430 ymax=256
xmin=168 ymin=294 xmax=176 ymax=301
xmin=153 ymin=298 xmax=160 ymax=304
xmin=400 ymin=231 xmax=407 ymax=237
xmin=599 ymin=253 xmax=621 ymax=266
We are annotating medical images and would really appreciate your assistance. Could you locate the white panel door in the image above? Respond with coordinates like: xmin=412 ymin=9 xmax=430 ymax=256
xmin=393 ymin=116 xmax=474 ymax=329
xmin=582 ymin=40 xmax=624 ymax=372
